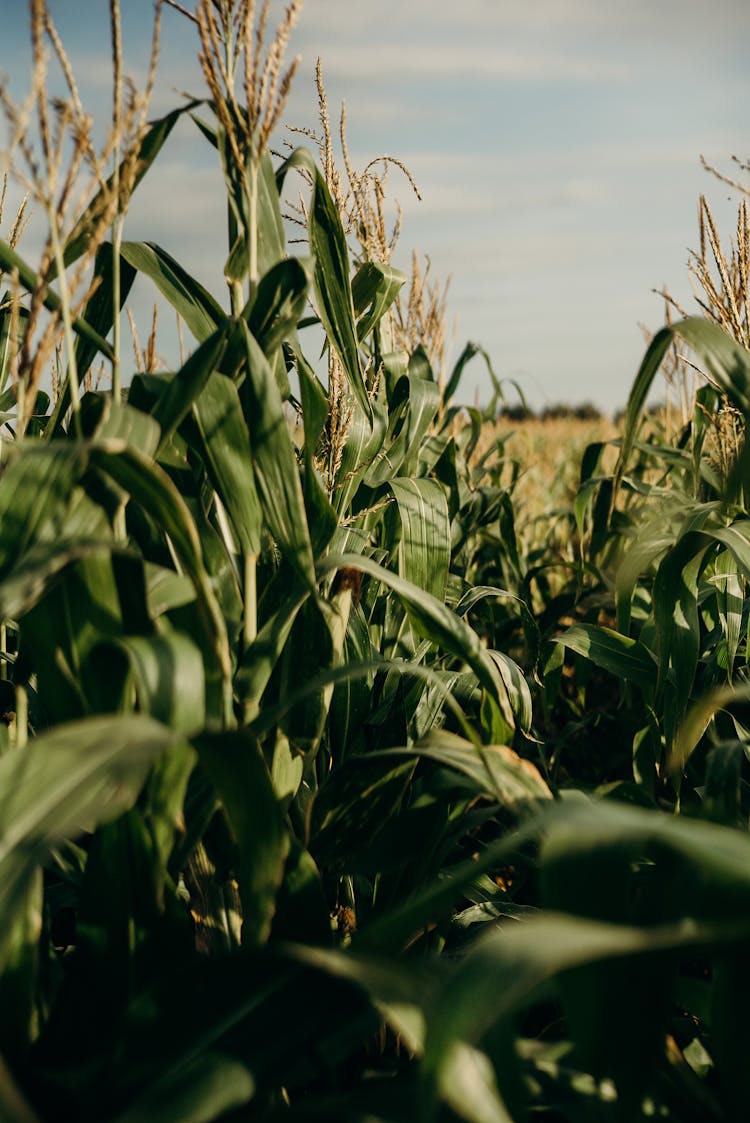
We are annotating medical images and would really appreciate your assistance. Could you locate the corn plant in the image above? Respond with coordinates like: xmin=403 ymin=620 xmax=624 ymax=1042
xmin=4 ymin=3 xmax=750 ymax=1122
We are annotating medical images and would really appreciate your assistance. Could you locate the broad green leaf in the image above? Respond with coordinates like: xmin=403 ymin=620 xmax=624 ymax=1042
xmin=388 ymin=730 xmax=551 ymax=806
xmin=423 ymin=910 xmax=746 ymax=1120
xmin=309 ymin=167 xmax=371 ymax=425
xmin=111 ymin=1052 xmax=254 ymax=1123
xmin=653 ymin=534 xmax=707 ymax=742
xmin=296 ymin=348 xmax=338 ymax=554
xmin=145 ymin=562 xmax=196 ymax=617
xmin=0 ymin=714 xmax=177 ymax=972
xmin=365 ymin=375 xmax=440 ymax=485
xmin=245 ymin=257 xmax=313 ymax=355
xmin=234 ymin=579 xmax=310 ymax=716
xmin=487 ymin=649 xmax=533 ymax=735
xmin=148 ymin=328 xmax=229 ymax=451
xmin=96 ymin=400 xmax=161 ymax=454
xmin=319 ymin=553 xmax=515 ymax=723
xmin=456 ymin=586 xmax=541 ymax=673
xmin=100 ymin=633 xmax=205 ymax=735
xmin=251 ymin=656 xmax=475 ymax=745
xmin=332 ymin=395 xmax=388 ymax=515
xmin=310 ymin=755 xmax=419 ymax=872
xmin=74 ymin=241 xmax=137 ymax=382
xmin=196 ymin=730 xmax=290 ymax=947
xmin=192 ymin=371 xmax=263 ymax=556
xmin=352 ymin=260 xmax=405 ymax=343
xmin=89 ymin=439 xmax=231 ymax=723
xmin=278 ymin=595 xmax=340 ymax=754
xmin=390 ymin=477 xmax=450 ymax=602
xmin=670 ymin=681 xmax=750 ymax=771
xmin=0 ymin=443 xmax=100 ymax=575
xmin=713 ymin=549 xmax=744 ymax=679
xmin=120 ymin=241 xmax=225 ymax=342
xmin=0 ymin=298 xmax=28 ymax=395
xmin=553 ymin=623 xmax=657 ymax=691
xmin=0 ymin=866 xmax=41 ymax=1060
xmin=615 ymin=318 xmax=750 ymax=504
xmin=0 ymin=238 xmax=114 ymax=360
xmin=0 ymin=539 xmax=113 ymax=623
xmin=237 ymin=322 xmax=316 ymax=588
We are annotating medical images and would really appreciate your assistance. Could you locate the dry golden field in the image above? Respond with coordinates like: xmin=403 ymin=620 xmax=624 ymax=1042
xmin=476 ymin=414 xmax=619 ymax=555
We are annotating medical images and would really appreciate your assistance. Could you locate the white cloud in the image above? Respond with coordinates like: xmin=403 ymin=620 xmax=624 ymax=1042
xmin=302 ymin=41 xmax=630 ymax=84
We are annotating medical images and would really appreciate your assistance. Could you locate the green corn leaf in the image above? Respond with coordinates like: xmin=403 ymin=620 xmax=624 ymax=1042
xmin=0 ymin=297 xmax=28 ymax=396
xmin=74 ymin=241 xmax=137 ymax=382
xmin=97 ymin=633 xmax=205 ymax=736
xmin=0 ymin=239 xmax=114 ymax=361
xmin=387 ymin=730 xmax=551 ymax=805
xmin=332 ymin=395 xmax=388 ymax=515
xmin=319 ymin=553 xmax=516 ymax=723
xmin=296 ymin=348 xmax=338 ymax=554
xmin=0 ymin=538 xmax=115 ymax=623
xmin=196 ymin=730 xmax=290 ymax=947
xmin=713 ymin=550 xmax=744 ymax=679
xmin=389 ymin=477 xmax=450 ymax=602
xmin=110 ymin=1051 xmax=255 ymax=1123
xmin=308 ymin=167 xmax=371 ymax=425
xmin=653 ymin=535 xmax=707 ymax=744
xmin=487 ymin=649 xmax=533 ymax=735
xmin=89 ymin=439 xmax=231 ymax=723
xmin=0 ymin=714 xmax=177 ymax=973
xmin=234 ymin=579 xmax=310 ymax=717
xmin=553 ymin=623 xmax=657 ymax=692
xmin=456 ymin=586 xmax=541 ymax=674
xmin=365 ymin=375 xmax=440 ymax=486
xmin=119 ymin=241 xmax=225 ymax=342
xmin=351 ymin=260 xmax=405 ymax=343
xmin=615 ymin=318 xmax=750 ymax=504
xmin=148 ymin=328 xmax=229 ymax=451
xmin=0 ymin=444 xmax=95 ymax=575
xmin=237 ymin=322 xmax=316 ymax=589
xmin=145 ymin=562 xmax=196 ymax=617
xmin=244 ymin=257 xmax=313 ymax=356
xmin=192 ymin=370 xmax=263 ymax=557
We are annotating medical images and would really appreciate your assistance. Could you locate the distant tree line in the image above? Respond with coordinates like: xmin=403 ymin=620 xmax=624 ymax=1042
xmin=501 ymin=401 xmax=605 ymax=422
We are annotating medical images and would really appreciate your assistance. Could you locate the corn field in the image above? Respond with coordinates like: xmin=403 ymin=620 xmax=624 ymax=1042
xmin=3 ymin=3 xmax=750 ymax=1121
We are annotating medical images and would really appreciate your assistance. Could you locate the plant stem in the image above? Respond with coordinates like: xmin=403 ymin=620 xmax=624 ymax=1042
xmin=14 ymin=683 xmax=27 ymax=749
xmin=111 ymin=214 xmax=123 ymax=401
xmin=243 ymin=551 xmax=257 ymax=649
xmin=47 ymin=205 xmax=82 ymax=439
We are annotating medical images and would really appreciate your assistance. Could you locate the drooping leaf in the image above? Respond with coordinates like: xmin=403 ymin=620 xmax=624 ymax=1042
xmin=553 ymin=623 xmax=657 ymax=692
xmin=319 ymin=553 xmax=516 ymax=723
xmin=390 ymin=477 xmax=450 ymax=602
xmin=309 ymin=167 xmax=371 ymax=425
xmin=120 ymin=241 xmax=225 ymax=343
xmin=236 ymin=322 xmax=316 ymax=588
xmin=196 ymin=729 xmax=290 ymax=947
xmin=192 ymin=370 xmax=263 ymax=556
xmin=0 ymin=714 xmax=178 ymax=973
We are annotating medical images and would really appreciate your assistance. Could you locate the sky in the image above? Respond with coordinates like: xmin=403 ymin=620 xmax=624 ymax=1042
xmin=2 ymin=0 xmax=750 ymax=413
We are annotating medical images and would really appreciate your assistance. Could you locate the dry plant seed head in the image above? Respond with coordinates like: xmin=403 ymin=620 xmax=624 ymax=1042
xmin=704 ymin=396 xmax=744 ymax=486
xmin=126 ymin=307 xmax=145 ymax=374
xmin=393 ymin=251 xmax=451 ymax=385
xmin=0 ymin=0 xmax=163 ymax=426
xmin=689 ymin=195 xmax=750 ymax=349
xmin=196 ymin=0 xmax=303 ymax=170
